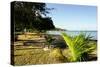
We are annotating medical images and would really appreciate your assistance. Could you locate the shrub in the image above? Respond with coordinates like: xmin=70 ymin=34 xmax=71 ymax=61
xmin=61 ymin=32 xmax=96 ymax=62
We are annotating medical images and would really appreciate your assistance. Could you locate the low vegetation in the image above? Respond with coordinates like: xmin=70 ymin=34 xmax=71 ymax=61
xmin=13 ymin=47 xmax=65 ymax=65
xmin=61 ymin=32 xmax=96 ymax=62
xmin=12 ymin=32 xmax=97 ymax=65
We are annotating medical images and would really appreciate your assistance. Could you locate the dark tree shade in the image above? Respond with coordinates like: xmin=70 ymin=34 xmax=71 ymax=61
xmin=12 ymin=1 xmax=55 ymax=32
xmin=33 ymin=17 xmax=55 ymax=31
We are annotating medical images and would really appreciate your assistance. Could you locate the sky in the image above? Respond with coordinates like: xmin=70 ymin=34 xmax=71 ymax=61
xmin=46 ymin=3 xmax=97 ymax=31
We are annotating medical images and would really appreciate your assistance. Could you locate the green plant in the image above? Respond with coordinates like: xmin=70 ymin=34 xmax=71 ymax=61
xmin=61 ymin=32 xmax=96 ymax=62
xmin=45 ymin=35 xmax=55 ymax=48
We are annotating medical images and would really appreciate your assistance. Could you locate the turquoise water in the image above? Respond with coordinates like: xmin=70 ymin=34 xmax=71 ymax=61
xmin=46 ymin=31 xmax=97 ymax=40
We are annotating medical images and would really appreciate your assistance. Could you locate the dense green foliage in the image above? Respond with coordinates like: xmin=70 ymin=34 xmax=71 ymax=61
xmin=61 ymin=32 xmax=96 ymax=61
xmin=13 ymin=1 xmax=55 ymax=32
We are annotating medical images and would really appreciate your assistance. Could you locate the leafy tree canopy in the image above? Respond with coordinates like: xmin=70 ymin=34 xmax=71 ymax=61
xmin=13 ymin=1 xmax=55 ymax=32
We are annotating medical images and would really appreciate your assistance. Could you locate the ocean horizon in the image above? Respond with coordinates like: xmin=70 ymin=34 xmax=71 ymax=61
xmin=46 ymin=30 xmax=97 ymax=40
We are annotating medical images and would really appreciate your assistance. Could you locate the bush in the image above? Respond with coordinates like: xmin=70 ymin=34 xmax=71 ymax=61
xmin=61 ymin=32 xmax=96 ymax=62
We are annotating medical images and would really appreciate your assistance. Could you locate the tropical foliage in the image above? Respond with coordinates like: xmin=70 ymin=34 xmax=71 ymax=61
xmin=61 ymin=32 xmax=96 ymax=61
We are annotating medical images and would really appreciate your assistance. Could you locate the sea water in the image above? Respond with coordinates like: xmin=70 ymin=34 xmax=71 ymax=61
xmin=46 ymin=31 xmax=97 ymax=40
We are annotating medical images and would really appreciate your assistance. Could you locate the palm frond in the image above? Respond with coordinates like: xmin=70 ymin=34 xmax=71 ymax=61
xmin=61 ymin=32 xmax=95 ymax=61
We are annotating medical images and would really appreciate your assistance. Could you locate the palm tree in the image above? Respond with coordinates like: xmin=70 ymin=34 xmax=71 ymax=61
xmin=61 ymin=32 xmax=96 ymax=62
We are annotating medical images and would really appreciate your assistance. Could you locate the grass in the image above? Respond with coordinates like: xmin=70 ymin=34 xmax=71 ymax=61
xmin=49 ymin=48 xmax=66 ymax=62
xmin=13 ymin=42 xmax=97 ymax=65
xmin=12 ymin=32 xmax=97 ymax=65
xmin=14 ymin=47 xmax=50 ymax=65
xmin=13 ymin=46 xmax=66 ymax=65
